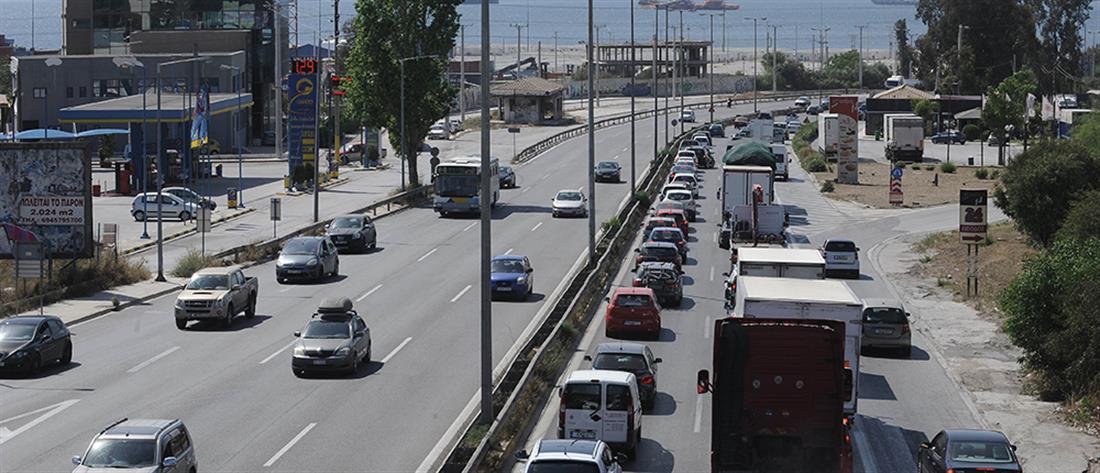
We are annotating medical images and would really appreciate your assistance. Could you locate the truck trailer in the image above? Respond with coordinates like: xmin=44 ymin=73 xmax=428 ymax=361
xmin=884 ymin=114 xmax=924 ymax=162
xmin=719 ymin=166 xmax=784 ymax=249
xmin=817 ymin=113 xmax=839 ymax=161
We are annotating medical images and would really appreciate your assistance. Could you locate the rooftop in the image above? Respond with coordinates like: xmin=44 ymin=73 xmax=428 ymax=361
xmin=489 ymin=77 xmax=564 ymax=97
xmin=872 ymin=84 xmax=935 ymax=101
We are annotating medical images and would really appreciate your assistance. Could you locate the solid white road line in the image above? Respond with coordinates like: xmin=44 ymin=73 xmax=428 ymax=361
xmin=450 ymin=284 xmax=472 ymax=303
xmin=504 ymin=248 xmax=514 ymax=255
xmin=417 ymin=248 xmax=438 ymax=262
xmin=126 ymin=346 xmax=180 ymax=374
xmin=356 ymin=284 xmax=384 ymax=302
xmin=263 ymin=423 xmax=317 ymax=467
xmin=381 ymin=337 xmax=413 ymax=364
xmin=260 ymin=339 xmax=298 ymax=365
xmin=462 ymin=222 xmax=477 ymax=232
xmin=0 ymin=399 xmax=80 ymax=446
xmin=712 ymin=232 xmax=718 ymax=244
xmin=530 ymin=222 xmax=543 ymax=232
xmin=693 ymin=393 xmax=705 ymax=433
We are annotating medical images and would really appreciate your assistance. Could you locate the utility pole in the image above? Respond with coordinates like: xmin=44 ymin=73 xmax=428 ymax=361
xmin=595 ymin=24 xmax=606 ymax=107
xmin=460 ymin=24 xmax=466 ymax=122
xmin=554 ymin=32 xmax=559 ymax=73
xmin=678 ymin=10 xmax=684 ymax=131
xmin=664 ymin=6 xmax=670 ymax=143
xmin=630 ymin=0 xmax=637 ymax=194
xmin=857 ymin=24 xmax=868 ymax=93
xmin=671 ymin=25 xmax=679 ymax=127
xmin=274 ymin=1 xmax=284 ymax=164
xmin=721 ymin=12 xmax=727 ymax=52
xmin=478 ymin=0 xmax=493 ymax=426
xmin=706 ymin=13 xmax=715 ymax=122
xmin=812 ymin=26 xmax=829 ymax=105
xmin=332 ymin=0 xmax=341 ymax=168
xmin=511 ymin=23 xmax=525 ymax=74
xmin=770 ymin=24 xmax=779 ymax=93
xmin=747 ymin=17 xmax=766 ymax=113
xmin=587 ymin=0 xmax=597 ymax=266
xmin=653 ymin=6 xmax=660 ymax=151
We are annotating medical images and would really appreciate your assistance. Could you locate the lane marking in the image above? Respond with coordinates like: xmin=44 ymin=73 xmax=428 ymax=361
xmin=622 ymin=146 xmax=629 ymax=152
xmin=709 ymin=266 xmax=715 ymax=281
xmin=356 ymin=284 xmax=384 ymax=302
xmin=530 ymin=221 xmax=543 ymax=232
xmin=0 ymin=399 xmax=81 ymax=446
xmin=704 ymin=317 xmax=712 ymax=339
xmin=450 ymin=284 xmax=473 ymax=303
xmin=541 ymin=172 xmax=552 ymax=180
xmin=462 ymin=222 xmax=477 ymax=232
xmin=126 ymin=346 xmax=180 ymax=373
xmin=693 ymin=393 xmax=705 ymax=433
xmin=613 ymin=154 xmax=621 ymax=160
xmin=260 ymin=339 xmax=298 ymax=365
xmin=504 ymin=248 xmax=514 ymax=255
xmin=279 ymin=286 xmax=294 ymax=293
xmin=712 ymin=232 xmax=718 ymax=244
xmin=417 ymin=248 xmax=438 ymax=262
xmin=521 ymin=187 xmax=532 ymax=194
xmin=263 ymin=422 xmax=317 ymax=467
xmin=381 ymin=337 xmax=413 ymax=364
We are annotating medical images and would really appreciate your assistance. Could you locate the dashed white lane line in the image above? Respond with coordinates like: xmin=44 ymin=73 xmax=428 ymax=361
xmin=259 ymin=339 xmax=298 ymax=365
xmin=704 ymin=317 xmax=712 ymax=339
xmin=521 ymin=187 xmax=532 ymax=194
xmin=622 ymin=146 xmax=629 ymax=152
xmin=417 ymin=248 xmax=438 ymax=262
xmin=263 ymin=423 xmax=317 ymax=467
xmin=504 ymin=248 xmax=514 ymax=255
xmin=531 ymin=222 xmax=543 ymax=232
xmin=462 ymin=222 xmax=477 ymax=232
xmin=613 ymin=154 xmax=621 ymax=160
xmin=451 ymin=284 xmax=473 ymax=303
xmin=356 ymin=284 xmax=384 ymax=302
xmin=693 ymin=393 xmax=705 ymax=433
xmin=381 ymin=337 xmax=413 ymax=364
xmin=710 ymin=266 xmax=715 ymax=281
xmin=279 ymin=286 xmax=294 ymax=293
xmin=126 ymin=346 xmax=180 ymax=373
xmin=541 ymin=172 xmax=552 ymax=180
xmin=712 ymin=232 xmax=718 ymax=244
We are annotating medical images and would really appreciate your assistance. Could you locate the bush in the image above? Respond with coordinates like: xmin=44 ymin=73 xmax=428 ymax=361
xmin=820 ymin=180 xmax=835 ymax=193
xmin=924 ymin=165 xmax=935 ymax=171
xmin=1001 ymin=238 xmax=1100 ymax=400
xmin=990 ymin=169 xmax=1000 ymax=180
xmin=171 ymin=249 xmax=225 ymax=278
xmin=633 ymin=190 xmax=652 ymax=207
xmin=911 ymin=164 xmax=921 ymax=170
xmin=1055 ymin=190 xmax=1100 ymax=243
xmin=804 ymin=155 xmax=828 ymax=173
xmin=601 ymin=217 xmax=623 ymax=234
xmin=962 ymin=124 xmax=980 ymax=141
xmin=974 ymin=168 xmax=989 ymax=180
xmin=939 ymin=162 xmax=957 ymax=173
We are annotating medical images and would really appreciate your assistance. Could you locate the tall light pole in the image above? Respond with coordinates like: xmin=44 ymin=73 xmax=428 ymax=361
xmin=459 ymin=24 xmax=467 ymax=123
xmin=587 ymin=0 xmax=596 ymax=266
xmin=769 ymin=24 xmax=779 ymax=93
xmin=478 ymin=0 xmax=493 ymax=426
xmin=856 ymin=24 xmax=868 ymax=93
xmin=678 ymin=10 xmax=684 ymax=133
xmin=114 ymin=56 xmax=148 ymax=238
xmin=745 ymin=17 xmax=765 ymax=113
xmin=629 ymin=0 xmax=636 ymax=194
xmin=664 ymin=6 xmax=670 ymax=143
xmin=594 ymin=24 xmax=606 ymax=107
xmin=701 ymin=13 xmax=716 ymax=122
xmin=510 ymin=23 xmax=525 ymax=73
xmin=812 ymin=26 xmax=829 ymax=105
xmin=399 ymin=55 xmax=440 ymax=192
xmin=43 ymin=57 xmax=62 ymax=139
xmin=653 ymin=4 xmax=661 ymax=154
xmin=221 ymin=64 xmax=245 ymax=208
xmin=269 ymin=0 xmax=286 ymax=163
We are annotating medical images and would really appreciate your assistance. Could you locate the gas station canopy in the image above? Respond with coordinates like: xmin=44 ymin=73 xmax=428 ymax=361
xmin=58 ymin=91 xmax=252 ymax=124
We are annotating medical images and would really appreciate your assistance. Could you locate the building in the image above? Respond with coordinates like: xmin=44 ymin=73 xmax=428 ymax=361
xmin=864 ymin=84 xmax=935 ymax=136
xmin=489 ymin=77 xmax=564 ymax=124
xmin=597 ymin=41 xmax=711 ymax=78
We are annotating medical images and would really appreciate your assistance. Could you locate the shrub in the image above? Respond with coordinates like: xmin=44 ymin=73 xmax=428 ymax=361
xmin=601 ymin=216 xmax=623 ymax=234
xmin=805 ymin=155 xmax=828 ymax=173
xmin=940 ymin=162 xmax=957 ymax=173
xmin=633 ymin=190 xmax=652 ymax=207
xmin=990 ymin=169 xmax=1000 ymax=180
xmin=974 ymin=168 xmax=989 ymax=180
xmin=820 ymin=180 xmax=835 ymax=193
xmin=924 ymin=165 xmax=935 ymax=171
xmin=962 ymin=123 xmax=981 ymax=141
xmin=1055 ymin=190 xmax=1100 ymax=243
xmin=171 ymin=249 xmax=225 ymax=278
xmin=911 ymin=164 xmax=921 ymax=170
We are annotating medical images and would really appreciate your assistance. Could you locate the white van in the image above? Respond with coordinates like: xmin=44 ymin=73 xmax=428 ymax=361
xmin=558 ymin=369 xmax=643 ymax=458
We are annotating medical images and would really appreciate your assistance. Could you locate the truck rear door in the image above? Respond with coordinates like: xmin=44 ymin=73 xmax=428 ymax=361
xmin=602 ymin=383 xmax=632 ymax=445
xmin=562 ymin=382 xmax=603 ymax=441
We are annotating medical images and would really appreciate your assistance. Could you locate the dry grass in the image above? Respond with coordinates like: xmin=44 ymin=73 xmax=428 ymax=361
xmin=170 ymin=249 xmax=229 ymax=278
xmin=812 ymin=162 xmax=998 ymax=208
xmin=912 ymin=222 xmax=1036 ymax=315
xmin=0 ymin=252 xmax=151 ymax=316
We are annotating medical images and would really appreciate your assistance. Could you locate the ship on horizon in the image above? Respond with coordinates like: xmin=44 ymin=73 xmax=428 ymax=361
xmin=639 ymin=0 xmax=739 ymax=11
xmin=870 ymin=0 xmax=917 ymax=5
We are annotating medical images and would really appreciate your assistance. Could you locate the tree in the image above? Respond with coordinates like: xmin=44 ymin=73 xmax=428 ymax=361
xmin=981 ymin=68 xmax=1038 ymax=141
xmin=1069 ymin=112 xmax=1100 ymax=149
xmin=1025 ymin=0 xmax=1091 ymax=94
xmin=0 ymin=55 xmax=10 ymax=99
xmin=912 ymin=98 xmax=939 ymax=134
xmin=344 ymin=0 xmax=461 ymax=187
xmin=1055 ymin=189 xmax=1100 ymax=243
xmin=895 ymin=19 xmax=914 ymax=77
xmin=760 ymin=51 xmax=815 ymax=90
xmin=993 ymin=139 xmax=1100 ymax=247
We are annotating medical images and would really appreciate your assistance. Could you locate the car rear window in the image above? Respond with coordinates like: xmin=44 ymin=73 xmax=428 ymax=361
xmin=825 ymin=241 xmax=857 ymax=252
xmin=606 ymin=384 xmax=632 ymax=411
xmin=593 ymin=353 xmax=648 ymax=372
xmin=614 ymin=293 xmax=655 ymax=308
xmin=650 ymin=229 xmax=681 ymax=242
xmin=563 ymin=383 xmax=601 ymax=410
xmin=528 ymin=460 xmax=601 ymax=473
xmin=863 ymin=307 xmax=906 ymax=324
xmin=949 ymin=441 xmax=1015 ymax=463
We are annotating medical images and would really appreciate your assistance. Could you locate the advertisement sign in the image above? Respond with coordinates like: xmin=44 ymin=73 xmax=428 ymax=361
xmin=830 ymin=96 xmax=860 ymax=185
xmin=959 ymin=189 xmax=988 ymax=243
xmin=190 ymin=85 xmax=210 ymax=149
xmin=227 ymin=188 xmax=238 ymax=209
xmin=0 ymin=142 xmax=94 ymax=259
xmin=287 ymin=73 xmax=319 ymax=175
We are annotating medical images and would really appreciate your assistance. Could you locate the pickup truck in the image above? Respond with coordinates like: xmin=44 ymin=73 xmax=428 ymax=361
xmin=175 ymin=266 xmax=259 ymax=329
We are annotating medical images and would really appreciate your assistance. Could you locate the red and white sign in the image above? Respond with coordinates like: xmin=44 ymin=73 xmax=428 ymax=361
xmin=17 ymin=195 xmax=86 ymax=226
xmin=889 ymin=178 xmax=903 ymax=205
xmin=959 ymin=189 xmax=988 ymax=243
xmin=830 ymin=96 xmax=860 ymax=185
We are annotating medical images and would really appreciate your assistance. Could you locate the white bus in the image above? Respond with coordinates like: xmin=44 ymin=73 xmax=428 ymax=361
xmin=433 ymin=156 xmax=500 ymax=216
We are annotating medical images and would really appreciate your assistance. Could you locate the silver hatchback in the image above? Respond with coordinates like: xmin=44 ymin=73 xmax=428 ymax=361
xmin=861 ymin=298 xmax=912 ymax=357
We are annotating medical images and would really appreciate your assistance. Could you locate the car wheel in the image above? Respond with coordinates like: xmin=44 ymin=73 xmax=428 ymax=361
xmin=134 ymin=210 xmax=146 ymax=221
xmin=176 ymin=320 xmax=187 ymax=330
xmin=348 ymin=352 xmax=359 ymax=374
xmin=293 ymin=369 xmax=306 ymax=378
xmin=246 ymin=296 xmax=256 ymax=318
xmin=370 ymin=237 xmax=378 ymax=249
xmin=366 ymin=347 xmax=372 ymax=364
xmin=223 ymin=305 xmax=234 ymax=328
xmin=60 ymin=342 xmax=73 ymax=365
xmin=277 ymin=277 xmax=285 ymax=284
xmin=179 ymin=211 xmax=191 ymax=221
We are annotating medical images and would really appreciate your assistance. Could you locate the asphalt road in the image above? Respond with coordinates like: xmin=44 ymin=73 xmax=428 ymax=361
xmin=517 ymin=123 xmax=1010 ymax=473
xmin=0 ymin=99 xmax=794 ymax=472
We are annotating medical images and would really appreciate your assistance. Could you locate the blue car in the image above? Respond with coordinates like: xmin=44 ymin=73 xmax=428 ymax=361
xmin=490 ymin=255 xmax=534 ymax=301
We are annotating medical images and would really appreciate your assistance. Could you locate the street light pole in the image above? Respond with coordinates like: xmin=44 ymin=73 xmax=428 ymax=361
xmin=707 ymin=13 xmax=715 ymax=123
xmin=221 ymin=64 xmax=244 ymax=208
xmin=746 ymin=17 xmax=766 ymax=113
xmin=857 ymin=24 xmax=868 ymax=93
xmin=653 ymin=5 xmax=660 ymax=154
xmin=664 ymin=6 xmax=670 ymax=143
xmin=478 ymin=0 xmax=493 ymax=425
xmin=587 ymin=0 xmax=596 ymax=266
xmin=771 ymin=24 xmax=779 ymax=93
xmin=115 ymin=56 xmax=149 ymax=238
xmin=629 ymin=0 xmax=636 ymax=194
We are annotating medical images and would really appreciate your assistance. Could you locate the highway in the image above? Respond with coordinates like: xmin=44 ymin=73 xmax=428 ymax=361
xmin=516 ymin=115 xmax=1009 ymax=473
xmin=0 ymin=99 xmax=791 ymax=472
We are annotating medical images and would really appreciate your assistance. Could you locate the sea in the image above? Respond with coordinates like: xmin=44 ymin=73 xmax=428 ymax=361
xmin=3 ymin=0 xmax=1099 ymax=54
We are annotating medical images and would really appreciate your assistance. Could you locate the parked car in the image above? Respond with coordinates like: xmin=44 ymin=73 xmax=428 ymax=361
xmin=931 ymin=131 xmax=966 ymax=144
xmin=861 ymin=299 xmax=912 ymax=356
xmin=821 ymin=238 xmax=860 ymax=279
xmin=632 ymin=261 xmax=683 ymax=307
xmin=449 ymin=117 xmax=463 ymax=132
xmin=340 ymin=142 xmax=365 ymax=162
xmin=490 ymin=255 xmax=534 ymax=301
xmin=604 ymin=287 xmax=662 ymax=340
xmin=987 ymin=134 xmax=1004 ymax=146
xmin=679 ymin=109 xmax=696 ymax=123
xmin=552 ymin=190 xmax=588 ymax=218
xmin=670 ymin=163 xmax=697 ymax=177
xmin=164 ymin=187 xmax=216 ymax=210
xmin=643 ymin=217 xmax=679 ymax=240
xmin=807 ymin=105 xmax=821 ymax=115
xmin=586 ymin=342 xmax=662 ymax=410
xmin=634 ymin=241 xmax=682 ymax=272
xmin=291 ymin=298 xmax=372 ymax=376
xmin=595 ymin=160 xmax=623 ymax=183
xmin=647 ymin=226 xmax=688 ymax=259
xmin=174 ymin=266 xmax=258 ymax=329
xmin=427 ymin=124 xmax=449 ymax=140
xmin=131 ymin=192 xmax=197 ymax=222
xmin=276 ymin=236 xmax=340 ymax=283
xmin=669 ymin=173 xmax=699 ymax=197
xmin=692 ymin=133 xmax=712 ymax=148
xmin=515 ymin=439 xmax=625 ymax=473
xmin=325 ymin=214 xmax=378 ymax=253
xmin=654 ymin=207 xmax=689 ymax=235
xmin=757 ymin=111 xmax=773 ymax=120
xmin=709 ymin=123 xmax=726 ymax=137
xmin=0 ymin=315 xmax=72 ymax=374
xmin=917 ymin=430 xmax=1021 ymax=473
xmin=500 ymin=165 xmax=517 ymax=188
xmin=787 ymin=120 xmax=802 ymax=136
xmin=687 ymin=146 xmax=715 ymax=168
xmin=72 ymin=419 xmax=196 ymax=472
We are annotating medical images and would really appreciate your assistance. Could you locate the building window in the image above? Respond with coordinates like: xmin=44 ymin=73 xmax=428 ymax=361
xmin=33 ymin=88 xmax=46 ymax=99
xmin=92 ymin=79 xmax=124 ymax=97
xmin=66 ymin=87 xmax=74 ymax=98
xmin=79 ymin=87 xmax=88 ymax=97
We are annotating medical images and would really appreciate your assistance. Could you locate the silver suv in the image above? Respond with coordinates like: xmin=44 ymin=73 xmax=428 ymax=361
xmin=516 ymin=439 xmax=626 ymax=473
xmin=72 ymin=418 xmax=196 ymax=473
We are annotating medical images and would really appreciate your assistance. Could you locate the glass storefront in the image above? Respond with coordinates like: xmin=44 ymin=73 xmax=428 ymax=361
xmin=91 ymin=0 xmax=267 ymax=54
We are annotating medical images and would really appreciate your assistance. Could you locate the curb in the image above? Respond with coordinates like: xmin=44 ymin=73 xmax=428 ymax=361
xmin=275 ymin=177 xmax=350 ymax=197
xmin=121 ymin=208 xmax=257 ymax=256
xmin=62 ymin=283 xmax=184 ymax=327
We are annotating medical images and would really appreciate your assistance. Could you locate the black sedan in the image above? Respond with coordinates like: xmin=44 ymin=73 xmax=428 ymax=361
xmin=708 ymin=123 xmax=725 ymax=137
xmin=594 ymin=160 xmax=622 ymax=183
xmin=500 ymin=166 xmax=517 ymax=188
xmin=917 ymin=429 xmax=1021 ymax=473
xmin=0 ymin=316 xmax=72 ymax=375
xmin=325 ymin=214 xmax=378 ymax=253
xmin=931 ymin=131 xmax=966 ymax=145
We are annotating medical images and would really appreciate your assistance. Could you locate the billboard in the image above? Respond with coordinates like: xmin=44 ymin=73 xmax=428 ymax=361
xmin=830 ymin=95 xmax=860 ymax=185
xmin=0 ymin=142 xmax=94 ymax=259
xmin=959 ymin=189 xmax=989 ymax=243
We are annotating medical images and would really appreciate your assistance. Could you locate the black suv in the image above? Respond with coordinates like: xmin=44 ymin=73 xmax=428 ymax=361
xmin=632 ymin=262 xmax=684 ymax=306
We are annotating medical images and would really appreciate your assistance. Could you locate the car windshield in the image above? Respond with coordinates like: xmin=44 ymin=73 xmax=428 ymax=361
xmin=864 ymin=307 xmax=907 ymax=324
xmin=657 ymin=202 xmax=684 ymax=211
xmin=615 ymin=294 xmax=655 ymax=307
xmin=666 ymin=192 xmax=690 ymax=201
xmin=492 ymin=260 xmax=525 ymax=273
xmin=597 ymin=161 xmax=617 ymax=169
xmin=949 ymin=441 xmax=1015 ymax=463
xmin=436 ymin=174 xmax=479 ymax=197
xmin=557 ymin=192 xmax=582 ymax=201
xmin=0 ymin=323 xmax=36 ymax=342
xmin=501 ymin=166 xmax=513 ymax=175
xmin=81 ymin=438 xmax=156 ymax=468
xmin=302 ymin=320 xmax=350 ymax=339
xmin=170 ymin=190 xmax=198 ymax=202
xmin=331 ymin=217 xmax=362 ymax=229
xmin=527 ymin=460 xmax=601 ymax=473
xmin=283 ymin=239 xmax=320 ymax=255
xmin=593 ymin=353 xmax=649 ymax=372
xmin=673 ymin=175 xmax=694 ymax=183
xmin=186 ymin=274 xmax=230 ymax=290
xmin=825 ymin=241 xmax=857 ymax=252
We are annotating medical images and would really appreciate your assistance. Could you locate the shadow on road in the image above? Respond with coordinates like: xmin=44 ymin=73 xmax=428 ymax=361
xmin=627 ymin=438 xmax=675 ymax=473
xmin=647 ymin=392 xmax=678 ymax=416
xmin=186 ymin=315 xmax=272 ymax=332
xmin=492 ymin=204 xmax=555 ymax=219
xmin=0 ymin=361 xmax=88 ymax=382
xmin=858 ymin=372 xmax=898 ymax=401
xmin=296 ymin=360 xmax=384 ymax=380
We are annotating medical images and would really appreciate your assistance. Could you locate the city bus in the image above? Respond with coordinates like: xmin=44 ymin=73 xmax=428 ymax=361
xmin=433 ymin=156 xmax=500 ymax=216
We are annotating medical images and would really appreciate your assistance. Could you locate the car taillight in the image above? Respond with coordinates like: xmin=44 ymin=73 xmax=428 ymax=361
xmin=632 ymin=279 xmax=643 ymax=287
xmin=627 ymin=399 xmax=636 ymax=433
xmin=559 ymin=398 xmax=567 ymax=427
xmin=641 ymin=374 xmax=654 ymax=385
xmin=901 ymin=324 xmax=911 ymax=334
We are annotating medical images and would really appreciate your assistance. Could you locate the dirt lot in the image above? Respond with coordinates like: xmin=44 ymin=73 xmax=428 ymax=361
xmin=810 ymin=161 xmax=998 ymax=209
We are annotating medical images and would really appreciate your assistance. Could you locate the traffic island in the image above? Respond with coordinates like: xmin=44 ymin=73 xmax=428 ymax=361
xmin=800 ymin=160 xmax=998 ymax=208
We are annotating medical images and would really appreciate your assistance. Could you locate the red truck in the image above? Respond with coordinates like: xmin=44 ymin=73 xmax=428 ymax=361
xmin=697 ymin=318 xmax=853 ymax=473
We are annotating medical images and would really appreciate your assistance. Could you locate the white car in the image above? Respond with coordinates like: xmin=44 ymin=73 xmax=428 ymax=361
xmin=428 ymin=124 xmax=449 ymax=140
xmin=794 ymin=96 xmax=812 ymax=109
xmin=821 ymin=238 xmax=860 ymax=279
xmin=163 ymin=186 xmax=216 ymax=210
xmin=448 ymin=117 xmax=462 ymax=132
xmin=516 ymin=439 xmax=625 ymax=473
xmin=669 ymin=173 xmax=699 ymax=195
xmin=662 ymin=188 xmax=697 ymax=221
xmin=552 ymin=190 xmax=588 ymax=218
xmin=131 ymin=192 xmax=198 ymax=221
xmin=692 ymin=133 xmax=712 ymax=148
xmin=679 ymin=109 xmax=696 ymax=123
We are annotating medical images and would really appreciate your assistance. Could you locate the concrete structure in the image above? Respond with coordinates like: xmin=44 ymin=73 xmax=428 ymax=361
xmin=489 ymin=77 xmax=565 ymax=124
xmin=864 ymin=84 xmax=935 ymax=136
xmin=597 ymin=41 xmax=711 ymax=78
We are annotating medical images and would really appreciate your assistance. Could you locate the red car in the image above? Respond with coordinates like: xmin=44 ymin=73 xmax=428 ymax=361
xmin=655 ymin=208 xmax=689 ymax=235
xmin=605 ymin=287 xmax=662 ymax=339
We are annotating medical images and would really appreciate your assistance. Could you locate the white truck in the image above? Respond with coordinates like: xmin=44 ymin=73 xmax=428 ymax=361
xmin=770 ymin=144 xmax=790 ymax=181
xmin=748 ymin=118 xmax=775 ymax=145
xmin=734 ymin=247 xmax=826 ymax=279
xmin=732 ymin=276 xmax=864 ymax=417
xmin=885 ymin=114 xmax=924 ymax=162
xmin=817 ymin=113 xmax=839 ymax=161
xmin=719 ymin=165 xmax=784 ymax=249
